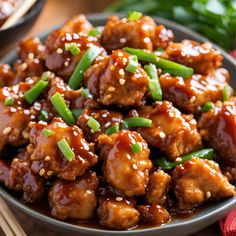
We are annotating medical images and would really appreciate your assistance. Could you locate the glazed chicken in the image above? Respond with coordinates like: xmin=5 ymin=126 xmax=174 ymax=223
xmin=0 ymin=12 xmax=235 ymax=231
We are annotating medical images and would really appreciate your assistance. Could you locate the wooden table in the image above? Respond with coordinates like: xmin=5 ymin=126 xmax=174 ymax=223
xmin=0 ymin=0 xmax=224 ymax=235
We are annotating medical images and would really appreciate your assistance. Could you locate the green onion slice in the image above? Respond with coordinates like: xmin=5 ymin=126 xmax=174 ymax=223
xmin=50 ymin=92 xmax=75 ymax=125
xmin=81 ymin=88 xmax=90 ymax=98
xmin=125 ymin=55 xmax=138 ymax=73
xmin=131 ymin=142 xmax=142 ymax=154
xmin=127 ymin=11 xmax=142 ymax=21
xmin=65 ymin=42 xmax=81 ymax=56
xmin=123 ymin=117 xmax=152 ymax=129
xmin=38 ymin=110 xmax=49 ymax=121
xmin=155 ymin=148 xmax=214 ymax=170
xmin=105 ymin=125 xmax=119 ymax=135
xmin=43 ymin=128 xmax=54 ymax=137
xmin=222 ymin=84 xmax=233 ymax=102
xmin=123 ymin=47 xmax=193 ymax=78
xmin=57 ymin=138 xmax=75 ymax=162
xmin=68 ymin=46 xmax=102 ymax=89
xmin=200 ymin=102 xmax=214 ymax=113
xmin=87 ymin=116 xmax=100 ymax=133
xmin=145 ymin=63 xmax=162 ymax=101
xmin=72 ymin=109 xmax=83 ymax=119
xmin=4 ymin=97 xmax=14 ymax=106
xmin=24 ymin=80 xmax=48 ymax=104
xmin=88 ymin=27 xmax=103 ymax=36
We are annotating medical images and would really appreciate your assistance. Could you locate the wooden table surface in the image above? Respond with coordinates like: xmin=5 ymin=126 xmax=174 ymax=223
xmin=0 ymin=0 xmax=224 ymax=235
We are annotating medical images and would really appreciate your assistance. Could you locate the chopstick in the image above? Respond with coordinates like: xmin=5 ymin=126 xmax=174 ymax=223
xmin=0 ymin=197 xmax=27 ymax=236
xmin=1 ymin=0 xmax=37 ymax=30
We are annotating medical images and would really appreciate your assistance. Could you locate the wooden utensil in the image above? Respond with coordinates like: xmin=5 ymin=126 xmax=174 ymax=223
xmin=1 ymin=0 xmax=37 ymax=30
xmin=0 ymin=197 xmax=27 ymax=236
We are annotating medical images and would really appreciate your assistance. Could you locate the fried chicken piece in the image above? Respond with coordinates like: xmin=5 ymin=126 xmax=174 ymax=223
xmin=0 ymin=64 xmax=15 ymax=87
xmin=131 ymin=101 xmax=202 ymax=160
xmin=165 ymin=40 xmax=223 ymax=75
xmin=146 ymin=170 xmax=171 ymax=205
xmin=49 ymin=172 xmax=99 ymax=220
xmin=97 ymin=197 xmax=140 ymax=230
xmin=198 ymin=99 xmax=236 ymax=167
xmin=159 ymin=68 xmax=231 ymax=113
xmin=29 ymin=117 xmax=98 ymax=180
xmin=84 ymin=50 xmax=149 ymax=106
xmin=98 ymin=130 xmax=152 ymax=196
xmin=101 ymin=15 xmax=173 ymax=52
xmin=172 ymin=158 xmax=235 ymax=212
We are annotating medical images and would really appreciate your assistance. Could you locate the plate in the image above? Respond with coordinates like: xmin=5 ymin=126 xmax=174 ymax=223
xmin=0 ymin=13 xmax=235 ymax=236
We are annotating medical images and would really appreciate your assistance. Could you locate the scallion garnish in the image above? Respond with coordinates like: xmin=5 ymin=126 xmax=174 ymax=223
xmin=88 ymin=27 xmax=103 ymax=36
xmin=65 ymin=42 xmax=81 ymax=56
xmin=222 ymin=84 xmax=233 ymax=102
xmin=123 ymin=47 xmax=193 ymax=78
xmin=24 ymin=80 xmax=48 ymax=104
xmin=72 ymin=109 xmax=83 ymax=119
xmin=4 ymin=97 xmax=14 ymax=106
xmin=123 ymin=117 xmax=152 ymax=129
xmin=131 ymin=142 xmax=142 ymax=154
xmin=57 ymin=138 xmax=75 ymax=162
xmin=200 ymin=102 xmax=214 ymax=113
xmin=68 ymin=46 xmax=101 ymax=89
xmin=43 ymin=128 xmax=54 ymax=137
xmin=145 ymin=63 xmax=162 ymax=101
xmin=87 ymin=116 xmax=100 ymax=133
xmin=81 ymin=88 xmax=90 ymax=99
xmin=50 ymin=92 xmax=75 ymax=125
xmin=125 ymin=55 xmax=138 ymax=73
xmin=38 ymin=110 xmax=49 ymax=121
xmin=105 ymin=125 xmax=119 ymax=135
xmin=127 ymin=11 xmax=142 ymax=21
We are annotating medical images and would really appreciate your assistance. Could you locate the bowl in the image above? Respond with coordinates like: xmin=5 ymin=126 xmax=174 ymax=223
xmin=0 ymin=0 xmax=45 ymax=50
xmin=0 ymin=12 xmax=236 ymax=236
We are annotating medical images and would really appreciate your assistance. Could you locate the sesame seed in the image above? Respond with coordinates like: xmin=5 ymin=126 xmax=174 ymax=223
xmin=47 ymin=170 xmax=54 ymax=176
xmin=10 ymin=107 xmax=17 ymax=113
xmin=190 ymin=96 xmax=196 ymax=103
xmin=117 ymin=52 xmax=123 ymax=57
xmin=24 ymin=109 xmax=30 ymax=115
xmin=133 ymin=164 xmax=138 ymax=170
xmin=119 ymin=79 xmax=125 ymax=85
xmin=176 ymin=157 xmax=182 ymax=162
xmin=159 ymin=131 xmax=166 ymax=138
xmin=116 ymin=197 xmax=123 ymax=202
xmin=206 ymin=191 xmax=211 ymax=199
xmin=28 ymin=53 xmax=35 ymax=60
xmin=3 ymin=127 xmax=11 ymax=135
xmin=56 ymin=48 xmax=63 ymax=54
xmin=39 ymin=168 xmax=45 ymax=176
xmin=64 ymin=61 xmax=69 ymax=67
xmin=45 ymin=156 xmax=51 ymax=161
xmin=108 ymin=86 xmax=115 ymax=92
xmin=144 ymin=37 xmax=151 ymax=43
xmin=119 ymin=38 xmax=127 ymax=43
xmin=22 ymin=130 xmax=29 ymax=139
xmin=119 ymin=69 xmax=125 ymax=76
xmin=28 ymin=121 xmax=36 ymax=128
xmin=20 ymin=63 xmax=27 ymax=71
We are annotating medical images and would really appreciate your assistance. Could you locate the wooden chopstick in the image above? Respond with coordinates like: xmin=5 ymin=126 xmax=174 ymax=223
xmin=1 ymin=0 xmax=37 ymax=30
xmin=0 ymin=212 xmax=15 ymax=236
xmin=0 ymin=197 xmax=27 ymax=236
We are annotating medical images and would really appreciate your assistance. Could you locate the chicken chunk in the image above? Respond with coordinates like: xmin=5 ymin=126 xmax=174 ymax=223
xmin=77 ymin=109 xmax=123 ymax=142
xmin=61 ymin=14 xmax=93 ymax=35
xmin=101 ymin=16 xmax=174 ymax=52
xmin=7 ymin=150 xmax=45 ymax=202
xmin=131 ymin=101 xmax=202 ymax=160
xmin=0 ymin=64 xmax=15 ymax=87
xmin=97 ymin=197 xmax=140 ymax=230
xmin=44 ymin=30 xmax=106 ymax=80
xmin=29 ymin=117 xmax=98 ymax=180
xmin=98 ymin=130 xmax=152 ymax=196
xmin=0 ymin=79 xmax=38 ymax=152
xmin=138 ymin=204 xmax=170 ymax=226
xmin=49 ymin=172 xmax=99 ymax=220
xmin=165 ymin=40 xmax=223 ymax=75
xmin=146 ymin=170 xmax=171 ymax=205
xmin=159 ymin=68 xmax=231 ymax=113
xmin=84 ymin=50 xmax=149 ymax=106
xmin=198 ymin=99 xmax=236 ymax=167
xmin=173 ymin=158 xmax=235 ymax=212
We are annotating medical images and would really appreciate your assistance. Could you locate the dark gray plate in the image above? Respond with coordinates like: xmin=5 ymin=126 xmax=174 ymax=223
xmin=0 ymin=12 xmax=235 ymax=236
